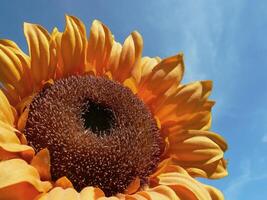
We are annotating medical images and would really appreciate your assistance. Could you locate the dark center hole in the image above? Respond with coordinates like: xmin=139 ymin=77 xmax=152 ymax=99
xmin=82 ymin=101 xmax=115 ymax=134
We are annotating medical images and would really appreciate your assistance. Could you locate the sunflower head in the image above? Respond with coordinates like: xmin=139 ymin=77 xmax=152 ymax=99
xmin=0 ymin=15 xmax=228 ymax=200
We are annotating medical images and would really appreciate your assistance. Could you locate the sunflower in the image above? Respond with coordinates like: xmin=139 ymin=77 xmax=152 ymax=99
xmin=0 ymin=16 xmax=228 ymax=200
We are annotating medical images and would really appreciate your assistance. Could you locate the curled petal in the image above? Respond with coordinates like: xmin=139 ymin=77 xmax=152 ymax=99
xmin=165 ymin=130 xmax=227 ymax=179
xmin=86 ymin=20 xmax=113 ymax=75
xmin=0 ymin=41 xmax=32 ymax=100
xmin=39 ymin=187 xmax=105 ymax=200
xmin=156 ymin=81 xmax=213 ymax=131
xmin=138 ymin=56 xmax=161 ymax=83
xmin=0 ymin=90 xmax=15 ymax=125
xmin=156 ymin=171 xmax=211 ymax=200
xmin=54 ymin=176 xmax=73 ymax=189
xmin=108 ymin=31 xmax=143 ymax=82
xmin=187 ymin=158 xmax=228 ymax=179
xmin=61 ymin=15 xmax=87 ymax=76
xmin=167 ymin=131 xmax=224 ymax=165
xmin=24 ymin=22 xmax=56 ymax=87
xmin=137 ymin=54 xmax=184 ymax=105
xmin=131 ymin=185 xmax=179 ymax=200
xmin=124 ymin=177 xmax=141 ymax=195
xmin=31 ymin=148 xmax=51 ymax=181
xmin=0 ymin=159 xmax=52 ymax=200
xmin=0 ymin=121 xmax=34 ymax=161
xmin=0 ymin=44 xmax=23 ymax=84
xmin=106 ymin=41 xmax=122 ymax=77
xmin=203 ymin=184 xmax=224 ymax=200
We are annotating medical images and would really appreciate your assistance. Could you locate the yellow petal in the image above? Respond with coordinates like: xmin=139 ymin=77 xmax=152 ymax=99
xmin=138 ymin=56 xmax=161 ymax=83
xmin=106 ymin=41 xmax=122 ymax=76
xmin=51 ymin=27 xmax=64 ymax=78
xmin=0 ymin=159 xmax=52 ymax=200
xmin=0 ymin=121 xmax=34 ymax=161
xmin=163 ymin=130 xmax=227 ymax=179
xmin=155 ymin=81 xmax=212 ymax=122
xmin=0 ymin=41 xmax=33 ymax=99
xmin=39 ymin=187 xmax=105 ymax=200
xmin=0 ymin=90 xmax=14 ymax=125
xmin=203 ymin=184 xmax=224 ymax=200
xmin=0 ymin=39 xmax=22 ymax=51
xmin=187 ymin=158 xmax=228 ymax=179
xmin=135 ymin=185 xmax=180 ymax=200
xmin=61 ymin=15 xmax=87 ymax=76
xmin=137 ymin=54 xmax=184 ymax=105
xmin=24 ymin=22 xmax=56 ymax=87
xmin=155 ymin=81 xmax=213 ymax=131
xmin=157 ymin=171 xmax=211 ymax=200
xmin=167 ymin=132 xmax=224 ymax=165
xmin=86 ymin=20 xmax=113 ymax=75
xmin=0 ymin=44 xmax=23 ymax=84
xmin=108 ymin=31 xmax=143 ymax=82
xmin=1 ymin=84 xmax=21 ymax=106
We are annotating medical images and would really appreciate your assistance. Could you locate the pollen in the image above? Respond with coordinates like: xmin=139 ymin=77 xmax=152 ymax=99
xmin=24 ymin=75 xmax=162 ymax=196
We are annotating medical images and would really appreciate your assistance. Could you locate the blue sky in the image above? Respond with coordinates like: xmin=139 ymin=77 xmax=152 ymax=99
xmin=1 ymin=1 xmax=266 ymax=199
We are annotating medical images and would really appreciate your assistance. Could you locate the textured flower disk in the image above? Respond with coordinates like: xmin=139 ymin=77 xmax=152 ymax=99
xmin=0 ymin=15 xmax=228 ymax=200
xmin=25 ymin=75 xmax=162 ymax=196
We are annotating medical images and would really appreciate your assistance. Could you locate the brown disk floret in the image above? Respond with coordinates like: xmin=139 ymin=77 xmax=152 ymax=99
xmin=24 ymin=75 xmax=162 ymax=196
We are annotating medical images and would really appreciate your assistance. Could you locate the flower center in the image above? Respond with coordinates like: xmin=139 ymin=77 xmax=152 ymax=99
xmin=24 ymin=75 xmax=162 ymax=196
xmin=82 ymin=101 xmax=115 ymax=135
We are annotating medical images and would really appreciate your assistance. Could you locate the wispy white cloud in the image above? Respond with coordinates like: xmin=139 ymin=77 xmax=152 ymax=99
xmin=261 ymin=134 xmax=267 ymax=143
xmin=224 ymin=159 xmax=267 ymax=199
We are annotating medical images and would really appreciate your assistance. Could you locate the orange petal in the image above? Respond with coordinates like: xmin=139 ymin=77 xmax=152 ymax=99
xmin=108 ymin=31 xmax=143 ymax=83
xmin=24 ymin=22 xmax=56 ymax=87
xmin=162 ymin=130 xmax=227 ymax=179
xmin=203 ymin=184 xmax=224 ymax=200
xmin=39 ymin=187 xmax=105 ymax=200
xmin=186 ymin=158 xmax=228 ymax=179
xmin=51 ymin=27 xmax=64 ymax=78
xmin=106 ymin=41 xmax=122 ymax=77
xmin=124 ymin=177 xmax=141 ymax=195
xmin=0 ymin=90 xmax=14 ymax=125
xmin=155 ymin=81 xmax=212 ymax=122
xmin=156 ymin=170 xmax=212 ymax=200
xmin=130 ymin=185 xmax=179 ymax=200
xmin=61 ymin=15 xmax=87 ymax=76
xmin=0 ymin=121 xmax=34 ymax=161
xmin=31 ymin=148 xmax=51 ymax=181
xmin=167 ymin=131 xmax=224 ymax=165
xmin=1 ymin=40 xmax=33 ymax=100
xmin=0 ymin=159 xmax=52 ymax=200
xmin=155 ymin=81 xmax=213 ymax=131
xmin=137 ymin=54 xmax=184 ymax=105
xmin=0 ymin=44 xmax=23 ymax=84
xmin=54 ymin=176 xmax=73 ymax=189
xmin=86 ymin=20 xmax=113 ymax=75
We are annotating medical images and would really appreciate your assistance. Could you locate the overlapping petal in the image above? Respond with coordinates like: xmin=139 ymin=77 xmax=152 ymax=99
xmin=0 ymin=15 xmax=227 ymax=200
xmin=24 ymin=22 xmax=56 ymax=87
xmin=0 ymin=159 xmax=52 ymax=200
xmin=38 ymin=187 xmax=105 ymax=200
xmin=0 ymin=120 xmax=34 ymax=161
xmin=0 ymin=90 xmax=15 ymax=125
xmin=0 ymin=40 xmax=32 ymax=103
xmin=164 ymin=130 xmax=227 ymax=179
xmin=154 ymin=81 xmax=213 ymax=132
xmin=137 ymin=54 xmax=184 ymax=106
xmin=86 ymin=20 xmax=113 ymax=75
xmin=106 ymin=31 xmax=143 ymax=83
xmin=150 ymin=164 xmax=223 ymax=200
xmin=60 ymin=15 xmax=87 ymax=76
